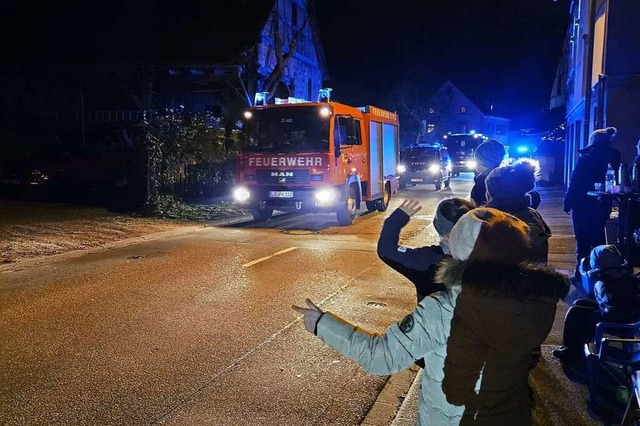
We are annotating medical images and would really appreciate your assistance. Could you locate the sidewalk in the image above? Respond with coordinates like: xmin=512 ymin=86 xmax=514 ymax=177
xmin=365 ymin=186 xmax=611 ymax=426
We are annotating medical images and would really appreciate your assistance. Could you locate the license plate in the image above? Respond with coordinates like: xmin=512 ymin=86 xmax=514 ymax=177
xmin=269 ymin=191 xmax=294 ymax=198
xmin=410 ymin=178 xmax=424 ymax=182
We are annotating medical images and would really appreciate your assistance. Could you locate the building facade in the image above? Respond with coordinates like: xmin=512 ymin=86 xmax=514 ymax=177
xmin=563 ymin=0 xmax=640 ymax=184
xmin=425 ymin=81 xmax=511 ymax=145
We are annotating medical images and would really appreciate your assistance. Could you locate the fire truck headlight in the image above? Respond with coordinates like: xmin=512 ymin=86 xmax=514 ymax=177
xmin=397 ymin=164 xmax=407 ymax=173
xmin=465 ymin=160 xmax=477 ymax=170
xmin=428 ymin=164 xmax=441 ymax=174
xmin=233 ymin=187 xmax=251 ymax=202
xmin=315 ymin=189 xmax=335 ymax=203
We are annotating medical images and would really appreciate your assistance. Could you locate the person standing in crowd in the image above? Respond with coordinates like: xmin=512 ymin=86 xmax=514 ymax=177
xmin=553 ymin=244 xmax=640 ymax=362
xmin=485 ymin=162 xmax=551 ymax=265
xmin=293 ymin=208 xmax=569 ymax=425
xmin=470 ymin=139 xmax=507 ymax=206
xmin=563 ymin=127 xmax=621 ymax=280
xmin=377 ymin=197 xmax=476 ymax=303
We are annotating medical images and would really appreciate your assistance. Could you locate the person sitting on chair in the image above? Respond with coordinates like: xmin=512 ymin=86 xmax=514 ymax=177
xmin=553 ymin=244 xmax=640 ymax=362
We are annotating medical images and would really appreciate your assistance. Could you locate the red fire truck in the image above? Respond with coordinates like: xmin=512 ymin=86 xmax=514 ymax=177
xmin=233 ymin=90 xmax=400 ymax=226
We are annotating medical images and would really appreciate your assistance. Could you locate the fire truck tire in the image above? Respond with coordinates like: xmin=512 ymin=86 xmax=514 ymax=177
xmin=336 ymin=186 xmax=357 ymax=226
xmin=376 ymin=185 xmax=391 ymax=212
xmin=251 ymin=207 xmax=273 ymax=222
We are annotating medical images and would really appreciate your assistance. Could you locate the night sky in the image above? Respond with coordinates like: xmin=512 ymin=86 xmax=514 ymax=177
xmin=315 ymin=0 xmax=570 ymax=128
xmin=2 ymin=0 xmax=571 ymax=129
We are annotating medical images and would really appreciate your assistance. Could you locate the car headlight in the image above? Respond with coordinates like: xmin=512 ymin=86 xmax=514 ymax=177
xmin=397 ymin=164 xmax=407 ymax=173
xmin=428 ymin=164 xmax=441 ymax=174
xmin=465 ymin=160 xmax=477 ymax=170
xmin=315 ymin=188 xmax=335 ymax=202
xmin=233 ymin=187 xmax=251 ymax=202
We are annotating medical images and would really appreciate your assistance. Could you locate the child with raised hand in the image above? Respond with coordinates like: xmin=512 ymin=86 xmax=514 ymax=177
xmin=377 ymin=197 xmax=476 ymax=302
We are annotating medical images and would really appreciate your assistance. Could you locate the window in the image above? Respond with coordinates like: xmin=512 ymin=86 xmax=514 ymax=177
xmin=335 ymin=116 xmax=362 ymax=145
xmin=292 ymin=3 xmax=298 ymax=26
xmin=427 ymin=124 xmax=435 ymax=133
xmin=460 ymin=106 xmax=467 ymax=114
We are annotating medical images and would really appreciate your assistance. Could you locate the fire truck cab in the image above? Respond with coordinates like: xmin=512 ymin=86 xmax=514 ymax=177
xmin=233 ymin=90 xmax=399 ymax=226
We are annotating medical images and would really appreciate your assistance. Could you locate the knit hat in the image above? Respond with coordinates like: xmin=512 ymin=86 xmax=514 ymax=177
xmin=433 ymin=197 xmax=476 ymax=236
xmin=474 ymin=139 xmax=506 ymax=168
xmin=589 ymin=244 xmax=627 ymax=271
xmin=485 ymin=162 xmax=536 ymax=202
xmin=589 ymin=127 xmax=617 ymax=146
xmin=449 ymin=207 xmax=530 ymax=263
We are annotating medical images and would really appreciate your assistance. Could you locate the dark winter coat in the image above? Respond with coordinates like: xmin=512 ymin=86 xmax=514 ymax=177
xmin=564 ymin=143 xmax=621 ymax=212
xmin=486 ymin=196 xmax=551 ymax=265
xmin=470 ymin=168 xmax=494 ymax=206
xmin=377 ymin=208 xmax=447 ymax=301
xmin=440 ymin=258 xmax=569 ymax=425
xmin=594 ymin=270 xmax=640 ymax=323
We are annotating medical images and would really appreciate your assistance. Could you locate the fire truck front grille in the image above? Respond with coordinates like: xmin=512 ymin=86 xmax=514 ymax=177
xmin=256 ymin=170 xmax=310 ymax=184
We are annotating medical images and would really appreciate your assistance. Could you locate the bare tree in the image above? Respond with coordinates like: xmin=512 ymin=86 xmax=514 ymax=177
xmin=261 ymin=1 xmax=309 ymax=101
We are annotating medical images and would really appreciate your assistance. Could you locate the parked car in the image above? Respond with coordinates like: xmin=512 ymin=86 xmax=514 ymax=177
xmin=397 ymin=144 xmax=452 ymax=190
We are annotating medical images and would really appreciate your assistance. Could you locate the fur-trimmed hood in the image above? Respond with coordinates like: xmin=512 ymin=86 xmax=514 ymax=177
xmin=436 ymin=257 xmax=569 ymax=300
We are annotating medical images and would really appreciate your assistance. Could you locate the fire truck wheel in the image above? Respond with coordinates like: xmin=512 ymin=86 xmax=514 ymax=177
xmin=376 ymin=185 xmax=391 ymax=212
xmin=336 ymin=186 xmax=357 ymax=226
xmin=251 ymin=207 xmax=274 ymax=222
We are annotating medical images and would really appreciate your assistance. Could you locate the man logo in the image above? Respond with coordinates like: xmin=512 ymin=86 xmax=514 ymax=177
xmin=271 ymin=171 xmax=294 ymax=177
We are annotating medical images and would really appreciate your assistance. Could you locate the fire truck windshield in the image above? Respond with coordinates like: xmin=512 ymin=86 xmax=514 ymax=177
xmin=243 ymin=107 xmax=330 ymax=152
xmin=443 ymin=135 xmax=480 ymax=157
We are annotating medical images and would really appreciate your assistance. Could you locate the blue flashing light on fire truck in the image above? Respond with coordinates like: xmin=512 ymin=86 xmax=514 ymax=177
xmin=233 ymin=89 xmax=400 ymax=226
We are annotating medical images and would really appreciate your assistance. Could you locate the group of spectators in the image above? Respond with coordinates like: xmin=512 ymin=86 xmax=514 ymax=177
xmin=292 ymin=134 xmax=640 ymax=425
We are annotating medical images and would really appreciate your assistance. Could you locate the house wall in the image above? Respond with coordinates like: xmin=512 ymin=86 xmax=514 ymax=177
xmin=257 ymin=0 xmax=324 ymax=101
xmin=483 ymin=116 xmax=511 ymax=145
xmin=564 ymin=0 xmax=640 ymax=183
xmin=426 ymin=81 xmax=485 ymax=143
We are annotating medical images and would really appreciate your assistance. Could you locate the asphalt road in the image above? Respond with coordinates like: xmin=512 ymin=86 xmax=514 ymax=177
xmin=1 ymin=175 xmax=476 ymax=425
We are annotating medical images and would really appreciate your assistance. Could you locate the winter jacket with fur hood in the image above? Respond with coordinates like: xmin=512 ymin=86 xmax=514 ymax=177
xmin=315 ymin=259 xmax=569 ymax=426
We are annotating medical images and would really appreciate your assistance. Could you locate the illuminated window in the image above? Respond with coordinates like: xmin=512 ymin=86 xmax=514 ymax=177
xmin=429 ymin=108 xmax=435 ymax=114
xmin=427 ymin=124 xmax=435 ymax=133
xmin=460 ymin=106 xmax=467 ymax=114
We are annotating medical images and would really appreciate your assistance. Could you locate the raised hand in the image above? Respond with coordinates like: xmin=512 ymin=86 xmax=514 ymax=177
xmin=398 ymin=199 xmax=422 ymax=217
xmin=292 ymin=298 xmax=324 ymax=333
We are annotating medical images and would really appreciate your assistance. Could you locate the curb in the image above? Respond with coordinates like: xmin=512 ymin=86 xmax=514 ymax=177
xmin=360 ymin=365 xmax=420 ymax=426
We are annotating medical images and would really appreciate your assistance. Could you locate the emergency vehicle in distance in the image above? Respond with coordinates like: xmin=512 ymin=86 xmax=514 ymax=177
xmin=442 ymin=132 xmax=487 ymax=176
xmin=232 ymin=89 xmax=400 ymax=226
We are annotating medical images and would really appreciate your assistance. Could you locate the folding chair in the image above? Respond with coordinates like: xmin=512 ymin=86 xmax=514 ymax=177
xmin=621 ymin=371 xmax=640 ymax=425
xmin=584 ymin=320 xmax=640 ymax=422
